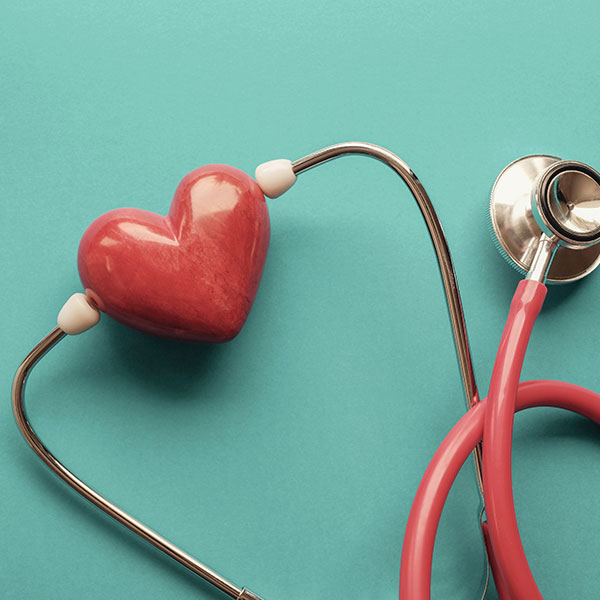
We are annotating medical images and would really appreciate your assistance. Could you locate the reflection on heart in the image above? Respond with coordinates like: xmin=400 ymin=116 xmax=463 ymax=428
xmin=78 ymin=165 xmax=270 ymax=342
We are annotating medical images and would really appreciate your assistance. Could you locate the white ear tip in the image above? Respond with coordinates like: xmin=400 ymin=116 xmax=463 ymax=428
xmin=58 ymin=293 xmax=101 ymax=335
xmin=255 ymin=159 xmax=296 ymax=198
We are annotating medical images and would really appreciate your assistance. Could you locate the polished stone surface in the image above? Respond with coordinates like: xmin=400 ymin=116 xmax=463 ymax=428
xmin=78 ymin=165 xmax=270 ymax=342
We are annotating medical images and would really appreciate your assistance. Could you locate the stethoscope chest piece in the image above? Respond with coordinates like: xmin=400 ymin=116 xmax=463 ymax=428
xmin=490 ymin=154 xmax=600 ymax=282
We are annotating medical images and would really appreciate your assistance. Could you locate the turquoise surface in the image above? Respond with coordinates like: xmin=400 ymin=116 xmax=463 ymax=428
xmin=1 ymin=2 xmax=599 ymax=598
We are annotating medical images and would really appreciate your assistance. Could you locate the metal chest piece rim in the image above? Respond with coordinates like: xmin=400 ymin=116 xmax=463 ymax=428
xmin=490 ymin=154 xmax=600 ymax=283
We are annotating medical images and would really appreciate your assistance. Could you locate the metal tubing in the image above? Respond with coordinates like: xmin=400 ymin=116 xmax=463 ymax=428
xmin=12 ymin=328 xmax=253 ymax=600
xmin=292 ymin=142 xmax=483 ymax=491
xmin=12 ymin=142 xmax=481 ymax=600
xmin=526 ymin=234 xmax=558 ymax=283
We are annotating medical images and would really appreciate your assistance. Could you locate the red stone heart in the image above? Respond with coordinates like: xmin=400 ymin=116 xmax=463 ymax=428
xmin=78 ymin=165 xmax=270 ymax=342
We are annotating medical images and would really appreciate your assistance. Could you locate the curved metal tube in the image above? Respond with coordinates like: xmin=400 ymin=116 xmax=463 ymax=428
xmin=293 ymin=142 xmax=482 ymax=488
xmin=12 ymin=142 xmax=480 ymax=600
xmin=12 ymin=329 xmax=257 ymax=600
xmin=293 ymin=143 xmax=478 ymax=408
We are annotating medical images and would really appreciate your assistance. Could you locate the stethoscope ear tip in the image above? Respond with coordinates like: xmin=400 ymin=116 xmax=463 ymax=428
xmin=57 ymin=293 xmax=101 ymax=335
xmin=490 ymin=154 xmax=600 ymax=283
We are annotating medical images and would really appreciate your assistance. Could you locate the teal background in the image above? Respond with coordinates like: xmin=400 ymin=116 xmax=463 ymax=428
xmin=1 ymin=1 xmax=599 ymax=598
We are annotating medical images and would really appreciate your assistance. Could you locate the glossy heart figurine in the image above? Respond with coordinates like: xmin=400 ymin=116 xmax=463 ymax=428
xmin=78 ymin=165 xmax=270 ymax=342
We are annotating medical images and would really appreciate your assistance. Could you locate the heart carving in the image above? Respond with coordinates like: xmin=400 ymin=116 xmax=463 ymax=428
xmin=78 ymin=165 xmax=270 ymax=342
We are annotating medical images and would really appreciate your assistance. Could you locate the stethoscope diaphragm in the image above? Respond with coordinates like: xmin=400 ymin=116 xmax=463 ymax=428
xmin=490 ymin=154 xmax=600 ymax=282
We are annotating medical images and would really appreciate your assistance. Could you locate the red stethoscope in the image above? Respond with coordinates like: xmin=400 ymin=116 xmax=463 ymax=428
xmin=13 ymin=143 xmax=600 ymax=599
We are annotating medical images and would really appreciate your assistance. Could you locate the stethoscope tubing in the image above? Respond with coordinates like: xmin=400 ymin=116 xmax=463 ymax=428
xmin=14 ymin=143 xmax=600 ymax=599
xmin=13 ymin=143 xmax=486 ymax=600
xmin=400 ymin=378 xmax=600 ymax=599
xmin=400 ymin=281 xmax=600 ymax=599
xmin=482 ymin=279 xmax=546 ymax=599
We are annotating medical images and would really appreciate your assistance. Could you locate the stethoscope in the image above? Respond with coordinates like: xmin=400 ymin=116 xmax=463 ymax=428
xmin=12 ymin=143 xmax=600 ymax=600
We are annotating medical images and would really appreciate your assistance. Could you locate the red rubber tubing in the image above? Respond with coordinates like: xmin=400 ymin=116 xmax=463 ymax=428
xmin=399 ymin=280 xmax=600 ymax=599
xmin=482 ymin=279 xmax=546 ymax=598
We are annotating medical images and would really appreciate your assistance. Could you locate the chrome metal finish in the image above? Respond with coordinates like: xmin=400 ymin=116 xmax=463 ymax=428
xmin=12 ymin=328 xmax=246 ymax=600
xmin=294 ymin=144 xmax=489 ymax=599
xmin=293 ymin=142 xmax=484 ymax=498
xmin=292 ymin=143 xmax=479 ymax=407
xmin=526 ymin=234 xmax=559 ymax=283
xmin=533 ymin=161 xmax=600 ymax=246
xmin=237 ymin=589 xmax=264 ymax=600
xmin=490 ymin=154 xmax=600 ymax=283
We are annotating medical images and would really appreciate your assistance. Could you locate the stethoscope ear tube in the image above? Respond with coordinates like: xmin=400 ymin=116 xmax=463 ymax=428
xmin=12 ymin=327 xmax=261 ymax=600
xmin=13 ymin=142 xmax=483 ymax=600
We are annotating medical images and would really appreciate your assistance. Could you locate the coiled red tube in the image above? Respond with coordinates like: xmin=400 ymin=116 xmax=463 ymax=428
xmin=400 ymin=280 xmax=600 ymax=599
